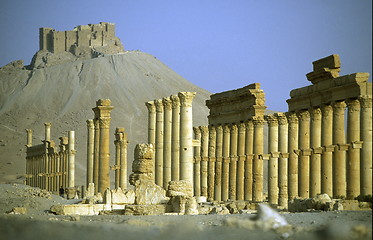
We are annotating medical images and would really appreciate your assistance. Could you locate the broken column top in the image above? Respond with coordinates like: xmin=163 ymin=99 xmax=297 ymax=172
xmin=96 ymin=99 xmax=112 ymax=106
xmin=306 ymin=54 xmax=341 ymax=84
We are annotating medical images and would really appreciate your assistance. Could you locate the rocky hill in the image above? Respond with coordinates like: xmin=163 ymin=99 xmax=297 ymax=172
xmin=0 ymin=51 xmax=211 ymax=186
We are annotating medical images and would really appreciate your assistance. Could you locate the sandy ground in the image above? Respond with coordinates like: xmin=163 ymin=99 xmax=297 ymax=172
xmin=0 ymin=183 xmax=371 ymax=240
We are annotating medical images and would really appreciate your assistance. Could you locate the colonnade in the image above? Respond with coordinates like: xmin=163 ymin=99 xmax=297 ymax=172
xmin=25 ymin=123 xmax=75 ymax=192
xmin=193 ymin=95 xmax=372 ymax=205
xmin=145 ymin=92 xmax=196 ymax=189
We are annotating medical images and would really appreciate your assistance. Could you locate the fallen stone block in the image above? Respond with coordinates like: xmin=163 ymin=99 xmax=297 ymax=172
xmin=50 ymin=204 xmax=106 ymax=215
xmin=124 ymin=204 xmax=167 ymax=215
xmin=7 ymin=207 xmax=27 ymax=215
xmin=134 ymin=179 xmax=169 ymax=205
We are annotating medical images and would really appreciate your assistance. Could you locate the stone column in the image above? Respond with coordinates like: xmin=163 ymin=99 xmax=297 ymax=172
xmin=236 ymin=122 xmax=246 ymax=200
xmin=346 ymin=99 xmax=361 ymax=199
xmin=276 ymin=113 xmax=288 ymax=208
xmin=68 ymin=131 xmax=75 ymax=188
xmin=93 ymin=119 xmax=100 ymax=193
xmin=86 ymin=120 xmax=94 ymax=186
xmin=214 ymin=125 xmax=223 ymax=201
xmin=332 ymin=101 xmax=347 ymax=198
xmin=44 ymin=122 xmax=51 ymax=142
xmin=193 ymin=127 xmax=201 ymax=196
xmin=207 ymin=125 xmax=216 ymax=201
xmin=163 ymin=97 xmax=172 ymax=188
xmin=310 ymin=107 xmax=322 ymax=197
xmin=222 ymin=124 xmax=230 ymax=201
xmin=298 ymin=110 xmax=310 ymax=199
xmin=359 ymin=96 xmax=372 ymax=196
xmin=266 ymin=114 xmax=279 ymax=205
xmin=119 ymin=131 xmax=128 ymax=190
xmin=154 ymin=99 xmax=164 ymax=186
xmin=200 ymin=126 xmax=209 ymax=197
xmin=44 ymin=122 xmax=51 ymax=190
xmin=244 ymin=120 xmax=254 ymax=201
xmin=93 ymin=99 xmax=114 ymax=193
xmin=145 ymin=101 xmax=156 ymax=176
xmin=252 ymin=117 xmax=265 ymax=202
xmin=26 ymin=129 xmax=33 ymax=147
xmin=229 ymin=124 xmax=238 ymax=200
xmin=178 ymin=92 xmax=196 ymax=187
xmin=170 ymin=95 xmax=180 ymax=181
xmin=114 ymin=130 xmax=121 ymax=189
xmin=321 ymin=104 xmax=333 ymax=196
xmin=287 ymin=112 xmax=299 ymax=199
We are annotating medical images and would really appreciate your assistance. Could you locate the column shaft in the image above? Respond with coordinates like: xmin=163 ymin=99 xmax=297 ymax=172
xmin=120 ymin=132 xmax=128 ymax=190
xmin=332 ymin=101 xmax=347 ymax=198
xmin=154 ymin=99 xmax=164 ymax=186
xmin=145 ymin=101 xmax=156 ymax=177
xmin=346 ymin=99 xmax=360 ymax=199
xmin=276 ymin=113 xmax=288 ymax=208
xmin=222 ymin=124 xmax=230 ymax=201
xmin=200 ymin=126 xmax=209 ymax=197
xmin=252 ymin=117 xmax=264 ymax=202
xmin=236 ymin=123 xmax=246 ymax=200
xmin=170 ymin=95 xmax=180 ymax=181
xmin=114 ymin=140 xmax=120 ymax=189
xmin=193 ymin=127 xmax=201 ymax=196
xmin=266 ymin=115 xmax=279 ymax=205
xmin=86 ymin=120 xmax=95 ymax=186
xmin=287 ymin=112 xmax=299 ymax=199
xmin=229 ymin=124 xmax=238 ymax=200
xmin=310 ymin=107 xmax=322 ymax=197
xmin=321 ymin=105 xmax=333 ymax=196
xmin=214 ymin=125 xmax=223 ymax=201
xmin=244 ymin=121 xmax=254 ymax=201
xmin=68 ymin=131 xmax=75 ymax=188
xmin=298 ymin=110 xmax=310 ymax=198
xmin=93 ymin=119 xmax=100 ymax=193
xmin=163 ymin=97 xmax=172 ymax=188
xmin=207 ymin=126 xmax=216 ymax=201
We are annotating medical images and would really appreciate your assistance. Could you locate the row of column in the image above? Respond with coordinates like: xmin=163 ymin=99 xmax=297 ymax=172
xmin=193 ymin=116 xmax=265 ymax=202
xmin=145 ymin=92 xmax=196 ymax=189
xmin=192 ymin=96 xmax=371 ymax=205
xmin=25 ymin=123 xmax=75 ymax=192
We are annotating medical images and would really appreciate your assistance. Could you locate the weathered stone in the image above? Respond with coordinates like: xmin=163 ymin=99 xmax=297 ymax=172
xmin=129 ymin=173 xmax=153 ymax=186
xmin=210 ymin=206 xmax=230 ymax=215
xmin=66 ymin=187 xmax=76 ymax=200
xmin=134 ymin=143 xmax=154 ymax=160
xmin=104 ymin=188 xmax=111 ymax=204
xmin=50 ymin=204 xmax=106 ymax=215
xmin=7 ymin=207 xmax=27 ymax=215
xmin=311 ymin=193 xmax=333 ymax=210
xmin=124 ymin=204 xmax=167 ymax=216
xmin=167 ymin=180 xmax=193 ymax=197
xmin=134 ymin=180 xmax=168 ymax=205
xmin=111 ymin=188 xmax=135 ymax=205
xmin=86 ymin=183 xmax=95 ymax=198
xmin=132 ymin=159 xmax=153 ymax=173
xmin=185 ymin=197 xmax=199 ymax=215
xmin=170 ymin=196 xmax=188 ymax=214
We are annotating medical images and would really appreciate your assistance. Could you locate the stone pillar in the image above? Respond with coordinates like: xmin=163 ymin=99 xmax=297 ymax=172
xmin=252 ymin=117 xmax=265 ymax=202
xmin=154 ymin=99 xmax=164 ymax=186
xmin=332 ymin=101 xmax=347 ymax=198
xmin=26 ymin=129 xmax=33 ymax=147
xmin=145 ymin=101 xmax=156 ymax=177
xmin=93 ymin=119 xmax=100 ymax=193
xmin=193 ymin=127 xmax=201 ymax=196
xmin=114 ymin=130 xmax=121 ymax=189
xmin=207 ymin=125 xmax=216 ymax=201
xmin=163 ymin=97 xmax=172 ymax=188
xmin=321 ymin=104 xmax=333 ymax=196
xmin=44 ymin=122 xmax=51 ymax=142
xmin=276 ymin=113 xmax=288 ymax=208
xmin=236 ymin=122 xmax=246 ymax=200
xmin=266 ymin=115 xmax=279 ymax=205
xmin=119 ymin=131 xmax=128 ymax=190
xmin=93 ymin=99 xmax=114 ymax=194
xmin=178 ymin=92 xmax=196 ymax=188
xmin=359 ymin=96 xmax=372 ymax=196
xmin=86 ymin=120 xmax=94 ymax=186
xmin=310 ymin=107 xmax=322 ymax=197
xmin=229 ymin=124 xmax=238 ymax=200
xmin=200 ymin=126 xmax=209 ymax=197
xmin=214 ymin=125 xmax=223 ymax=201
xmin=287 ymin=112 xmax=299 ymax=199
xmin=170 ymin=95 xmax=180 ymax=181
xmin=68 ymin=131 xmax=75 ymax=188
xmin=346 ymin=99 xmax=361 ymax=199
xmin=298 ymin=110 xmax=310 ymax=199
xmin=222 ymin=124 xmax=230 ymax=201
xmin=244 ymin=120 xmax=254 ymax=201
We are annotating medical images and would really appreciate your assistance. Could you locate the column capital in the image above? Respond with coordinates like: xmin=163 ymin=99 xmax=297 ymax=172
xmin=252 ymin=116 xmax=265 ymax=126
xmin=94 ymin=119 xmax=100 ymax=129
xmin=170 ymin=95 xmax=180 ymax=108
xmin=178 ymin=92 xmax=196 ymax=107
xmin=216 ymin=124 xmax=223 ymax=133
xmin=238 ymin=122 xmax=246 ymax=132
xmin=99 ymin=118 xmax=111 ymax=129
xmin=275 ymin=112 xmax=288 ymax=125
xmin=321 ymin=104 xmax=333 ymax=116
xmin=230 ymin=123 xmax=238 ymax=133
xmin=332 ymin=100 xmax=347 ymax=111
xmin=309 ymin=107 xmax=322 ymax=121
xmin=114 ymin=127 xmax=125 ymax=140
xmin=346 ymin=98 xmax=360 ymax=112
xmin=358 ymin=96 xmax=372 ymax=108
xmin=208 ymin=125 xmax=216 ymax=135
xmin=223 ymin=124 xmax=231 ymax=133
xmin=92 ymin=99 xmax=114 ymax=118
xmin=193 ymin=126 xmax=201 ymax=137
xmin=245 ymin=120 xmax=254 ymax=129
xmin=286 ymin=112 xmax=298 ymax=124
xmin=145 ymin=101 xmax=156 ymax=112
xmin=26 ymin=129 xmax=33 ymax=134
xmin=265 ymin=114 xmax=278 ymax=126
xmin=86 ymin=119 xmax=94 ymax=128
xmin=154 ymin=99 xmax=164 ymax=112
xmin=199 ymin=126 xmax=209 ymax=135
xmin=297 ymin=110 xmax=310 ymax=121
xmin=44 ymin=122 xmax=52 ymax=127
xmin=162 ymin=97 xmax=172 ymax=110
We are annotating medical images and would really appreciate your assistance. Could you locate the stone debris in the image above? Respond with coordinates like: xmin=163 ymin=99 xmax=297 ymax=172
xmin=134 ymin=180 xmax=168 ymax=205
xmin=167 ymin=180 xmax=193 ymax=198
xmin=7 ymin=207 xmax=27 ymax=215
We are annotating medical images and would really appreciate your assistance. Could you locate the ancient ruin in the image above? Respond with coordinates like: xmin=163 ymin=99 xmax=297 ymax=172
xmin=25 ymin=54 xmax=371 ymax=215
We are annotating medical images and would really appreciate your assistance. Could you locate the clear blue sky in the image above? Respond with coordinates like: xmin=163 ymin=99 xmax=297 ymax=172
xmin=0 ymin=0 xmax=371 ymax=112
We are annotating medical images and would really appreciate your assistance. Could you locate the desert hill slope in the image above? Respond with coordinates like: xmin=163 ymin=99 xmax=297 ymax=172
xmin=0 ymin=51 xmax=211 ymax=186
